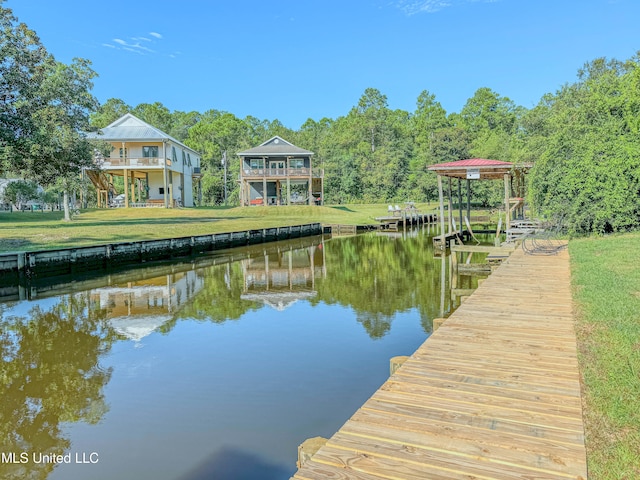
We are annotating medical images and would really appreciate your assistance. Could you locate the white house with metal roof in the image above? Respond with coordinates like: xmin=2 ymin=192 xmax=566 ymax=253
xmin=86 ymin=113 xmax=201 ymax=208
xmin=237 ymin=136 xmax=324 ymax=206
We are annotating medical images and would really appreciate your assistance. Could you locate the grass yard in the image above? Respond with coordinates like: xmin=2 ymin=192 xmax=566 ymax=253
xmin=570 ymin=233 xmax=640 ymax=479
xmin=0 ymin=203 xmax=436 ymax=252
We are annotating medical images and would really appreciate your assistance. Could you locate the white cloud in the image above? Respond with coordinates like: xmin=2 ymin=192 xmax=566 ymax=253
xmin=103 ymin=33 xmax=161 ymax=55
xmin=149 ymin=32 xmax=163 ymax=39
xmin=122 ymin=47 xmax=144 ymax=55
xmin=133 ymin=43 xmax=155 ymax=53
xmin=394 ymin=0 xmax=498 ymax=15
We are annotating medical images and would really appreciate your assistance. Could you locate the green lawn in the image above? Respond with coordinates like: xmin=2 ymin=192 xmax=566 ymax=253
xmin=570 ymin=233 xmax=640 ymax=479
xmin=0 ymin=203 xmax=436 ymax=252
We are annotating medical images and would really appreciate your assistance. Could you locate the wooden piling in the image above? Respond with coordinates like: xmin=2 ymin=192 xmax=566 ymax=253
xmin=432 ymin=317 xmax=446 ymax=330
xmin=296 ymin=437 xmax=328 ymax=469
xmin=389 ymin=355 xmax=409 ymax=376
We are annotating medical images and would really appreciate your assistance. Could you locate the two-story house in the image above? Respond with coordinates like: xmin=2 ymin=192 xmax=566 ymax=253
xmin=86 ymin=113 xmax=201 ymax=207
xmin=237 ymin=136 xmax=324 ymax=206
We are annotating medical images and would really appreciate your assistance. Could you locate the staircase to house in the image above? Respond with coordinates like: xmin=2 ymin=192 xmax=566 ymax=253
xmin=86 ymin=170 xmax=116 ymax=195
xmin=86 ymin=170 xmax=118 ymax=207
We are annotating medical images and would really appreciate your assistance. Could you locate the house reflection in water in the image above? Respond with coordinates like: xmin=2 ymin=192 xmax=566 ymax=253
xmin=90 ymin=271 xmax=205 ymax=341
xmin=240 ymin=242 xmax=326 ymax=311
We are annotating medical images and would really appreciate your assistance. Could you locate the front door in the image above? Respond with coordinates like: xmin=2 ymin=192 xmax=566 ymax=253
xmin=269 ymin=160 xmax=285 ymax=172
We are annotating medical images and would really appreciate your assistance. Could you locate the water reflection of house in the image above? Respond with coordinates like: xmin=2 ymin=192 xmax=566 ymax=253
xmin=90 ymin=271 xmax=204 ymax=341
xmin=240 ymin=243 xmax=326 ymax=311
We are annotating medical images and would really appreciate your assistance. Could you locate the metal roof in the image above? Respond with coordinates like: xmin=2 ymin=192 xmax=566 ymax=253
xmin=428 ymin=158 xmax=514 ymax=180
xmin=430 ymin=158 xmax=513 ymax=168
xmin=237 ymin=136 xmax=313 ymax=157
xmin=86 ymin=113 xmax=200 ymax=157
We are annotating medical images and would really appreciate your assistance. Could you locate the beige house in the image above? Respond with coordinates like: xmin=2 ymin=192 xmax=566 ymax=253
xmin=86 ymin=114 xmax=201 ymax=208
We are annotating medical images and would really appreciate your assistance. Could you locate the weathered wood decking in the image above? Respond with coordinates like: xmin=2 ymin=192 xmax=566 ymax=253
xmin=293 ymin=244 xmax=587 ymax=480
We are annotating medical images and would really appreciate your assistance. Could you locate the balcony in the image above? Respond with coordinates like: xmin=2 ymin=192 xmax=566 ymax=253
xmin=241 ymin=168 xmax=324 ymax=179
xmin=99 ymin=157 xmax=164 ymax=168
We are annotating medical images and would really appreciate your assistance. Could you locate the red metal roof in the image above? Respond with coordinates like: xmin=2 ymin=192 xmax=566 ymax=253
xmin=429 ymin=158 xmax=513 ymax=169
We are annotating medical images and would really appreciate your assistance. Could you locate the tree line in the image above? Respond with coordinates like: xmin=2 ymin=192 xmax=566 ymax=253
xmin=90 ymin=57 xmax=640 ymax=235
xmin=2 ymin=2 xmax=639 ymax=234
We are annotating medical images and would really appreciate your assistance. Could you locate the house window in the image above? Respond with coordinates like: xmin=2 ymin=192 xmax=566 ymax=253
xmin=119 ymin=147 xmax=128 ymax=158
xmin=182 ymin=151 xmax=187 ymax=165
xmin=159 ymin=187 xmax=165 ymax=194
xmin=290 ymin=158 xmax=304 ymax=169
xmin=187 ymin=153 xmax=192 ymax=167
xmin=143 ymin=146 xmax=158 ymax=158
xmin=250 ymin=159 xmax=264 ymax=169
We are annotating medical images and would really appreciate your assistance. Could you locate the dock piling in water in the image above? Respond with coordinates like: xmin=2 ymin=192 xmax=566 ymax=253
xmin=389 ymin=355 xmax=410 ymax=376
xmin=296 ymin=437 xmax=328 ymax=469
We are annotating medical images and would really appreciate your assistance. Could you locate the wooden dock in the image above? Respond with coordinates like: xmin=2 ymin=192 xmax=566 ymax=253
xmin=292 ymin=244 xmax=587 ymax=480
xmin=375 ymin=213 xmax=436 ymax=230
xmin=432 ymin=230 xmax=468 ymax=249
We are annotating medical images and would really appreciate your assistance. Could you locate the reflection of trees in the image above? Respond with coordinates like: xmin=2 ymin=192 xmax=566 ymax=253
xmin=355 ymin=312 xmax=393 ymax=339
xmin=313 ymin=233 xmax=447 ymax=338
xmin=171 ymin=233 xmax=450 ymax=339
xmin=0 ymin=294 xmax=116 ymax=480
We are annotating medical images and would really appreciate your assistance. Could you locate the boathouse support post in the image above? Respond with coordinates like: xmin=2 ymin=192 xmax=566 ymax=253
xmin=440 ymin=252 xmax=446 ymax=316
xmin=437 ymin=175 xmax=445 ymax=244
xmin=447 ymin=177 xmax=453 ymax=234
xmin=504 ymin=173 xmax=510 ymax=240
xmin=466 ymin=179 xmax=471 ymax=221
xmin=458 ymin=179 xmax=463 ymax=239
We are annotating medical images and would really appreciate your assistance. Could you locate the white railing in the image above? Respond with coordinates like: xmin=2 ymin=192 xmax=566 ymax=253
xmin=242 ymin=168 xmax=324 ymax=177
xmin=99 ymin=157 xmax=164 ymax=167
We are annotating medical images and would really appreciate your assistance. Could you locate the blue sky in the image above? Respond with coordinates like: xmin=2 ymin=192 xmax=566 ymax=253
xmin=8 ymin=0 xmax=640 ymax=129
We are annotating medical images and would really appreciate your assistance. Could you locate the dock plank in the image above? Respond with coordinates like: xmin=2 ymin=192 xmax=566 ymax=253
xmin=293 ymin=245 xmax=588 ymax=480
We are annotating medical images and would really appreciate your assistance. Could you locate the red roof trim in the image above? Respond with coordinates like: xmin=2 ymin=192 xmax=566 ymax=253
xmin=429 ymin=158 xmax=513 ymax=169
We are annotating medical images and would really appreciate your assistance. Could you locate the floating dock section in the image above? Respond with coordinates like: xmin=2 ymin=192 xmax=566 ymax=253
xmin=293 ymin=244 xmax=587 ymax=480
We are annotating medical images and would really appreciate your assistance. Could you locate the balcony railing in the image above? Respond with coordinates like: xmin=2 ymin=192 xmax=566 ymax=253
xmin=242 ymin=168 xmax=324 ymax=178
xmin=98 ymin=157 xmax=200 ymax=172
xmin=99 ymin=157 xmax=164 ymax=167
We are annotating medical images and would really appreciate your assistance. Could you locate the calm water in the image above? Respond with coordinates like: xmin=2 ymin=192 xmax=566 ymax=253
xmin=0 ymin=227 xmax=478 ymax=480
